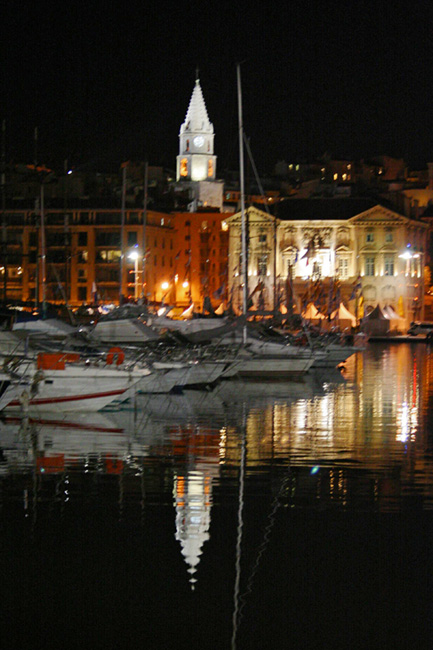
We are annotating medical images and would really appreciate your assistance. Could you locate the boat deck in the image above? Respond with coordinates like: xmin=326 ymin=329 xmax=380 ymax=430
xmin=368 ymin=334 xmax=431 ymax=343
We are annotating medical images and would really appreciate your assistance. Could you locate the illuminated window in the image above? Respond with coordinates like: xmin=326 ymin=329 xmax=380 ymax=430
xmin=221 ymin=221 xmax=228 ymax=232
xmin=384 ymin=255 xmax=394 ymax=276
xmin=258 ymin=253 xmax=268 ymax=276
xmin=342 ymin=173 xmax=347 ymax=181
xmin=365 ymin=256 xmax=375 ymax=276
xmin=208 ymin=159 xmax=214 ymax=177
xmin=333 ymin=173 xmax=338 ymax=181
xmin=337 ymin=257 xmax=349 ymax=278
xmin=180 ymin=158 xmax=188 ymax=177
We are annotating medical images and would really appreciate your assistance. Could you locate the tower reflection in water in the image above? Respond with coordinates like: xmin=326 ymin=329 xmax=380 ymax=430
xmin=1 ymin=345 xmax=433 ymax=569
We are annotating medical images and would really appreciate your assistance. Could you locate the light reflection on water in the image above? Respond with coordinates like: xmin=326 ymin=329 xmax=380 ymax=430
xmin=2 ymin=343 xmax=433 ymax=648
xmin=1 ymin=344 xmax=433 ymax=514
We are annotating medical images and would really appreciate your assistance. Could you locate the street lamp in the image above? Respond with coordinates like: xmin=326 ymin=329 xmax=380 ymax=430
xmin=128 ymin=249 xmax=140 ymax=300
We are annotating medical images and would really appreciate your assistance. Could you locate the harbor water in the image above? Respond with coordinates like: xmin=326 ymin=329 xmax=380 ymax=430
xmin=1 ymin=342 xmax=433 ymax=649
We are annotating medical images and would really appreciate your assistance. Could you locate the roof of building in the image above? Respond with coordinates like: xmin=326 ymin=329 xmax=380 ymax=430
xmin=181 ymin=79 xmax=213 ymax=134
xmin=276 ymin=198 xmax=383 ymax=221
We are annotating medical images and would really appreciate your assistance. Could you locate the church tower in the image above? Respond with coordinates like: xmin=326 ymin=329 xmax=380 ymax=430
xmin=176 ymin=77 xmax=217 ymax=182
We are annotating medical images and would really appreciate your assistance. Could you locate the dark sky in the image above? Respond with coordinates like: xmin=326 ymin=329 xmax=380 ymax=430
xmin=2 ymin=1 xmax=433 ymax=174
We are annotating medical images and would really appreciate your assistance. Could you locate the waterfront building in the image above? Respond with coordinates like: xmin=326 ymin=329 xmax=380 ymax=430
xmin=170 ymin=211 xmax=229 ymax=309
xmin=1 ymin=207 xmax=176 ymax=306
xmin=227 ymin=198 xmax=428 ymax=327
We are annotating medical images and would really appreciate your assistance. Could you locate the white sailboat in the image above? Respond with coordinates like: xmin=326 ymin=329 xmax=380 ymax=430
xmin=0 ymin=352 xmax=152 ymax=413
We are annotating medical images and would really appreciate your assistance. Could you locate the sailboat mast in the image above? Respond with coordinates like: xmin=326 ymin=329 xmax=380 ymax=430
xmin=237 ymin=64 xmax=248 ymax=322
xmin=1 ymin=119 xmax=7 ymax=304
xmin=40 ymin=184 xmax=47 ymax=319
xmin=119 ymin=163 xmax=127 ymax=305
xmin=141 ymin=160 xmax=148 ymax=300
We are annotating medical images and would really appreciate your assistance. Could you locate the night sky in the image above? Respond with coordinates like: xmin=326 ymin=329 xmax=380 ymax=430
xmin=2 ymin=2 xmax=433 ymax=174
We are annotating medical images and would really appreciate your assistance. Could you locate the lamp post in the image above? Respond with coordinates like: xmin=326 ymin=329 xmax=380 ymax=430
xmin=128 ymin=249 xmax=140 ymax=301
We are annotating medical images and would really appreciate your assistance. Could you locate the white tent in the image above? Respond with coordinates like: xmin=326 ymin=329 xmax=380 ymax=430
xmin=382 ymin=305 xmax=399 ymax=319
xmin=302 ymin=302 xmax=326 ymax=321
xmin=382 ymin=304 xmax=405 ymax=332
xmin=330 ymin=302 xmax=357 ymax=328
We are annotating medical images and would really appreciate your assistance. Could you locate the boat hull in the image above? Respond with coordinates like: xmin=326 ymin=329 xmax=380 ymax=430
xmin=233 ymin=356 xmax=314 ymax=379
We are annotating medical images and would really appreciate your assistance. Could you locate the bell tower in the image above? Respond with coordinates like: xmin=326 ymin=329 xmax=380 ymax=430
xmin=176 ymin=77 xmax=217 ymax=183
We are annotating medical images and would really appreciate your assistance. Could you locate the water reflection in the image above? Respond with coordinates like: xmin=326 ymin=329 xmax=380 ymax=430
xmin=2 ymin=344 xmax=433 ymax=647
xmin=1 ymin=345 xmax=433 ymax=518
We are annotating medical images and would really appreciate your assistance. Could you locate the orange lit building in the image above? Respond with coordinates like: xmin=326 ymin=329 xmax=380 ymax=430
xmin=170 ymin=211 xmax=229 ymax=309
xmin=1 ymin=208 xmax=176 ymax=306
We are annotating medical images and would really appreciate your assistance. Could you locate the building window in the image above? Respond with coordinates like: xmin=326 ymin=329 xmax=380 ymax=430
xmin=337 ymin=257 xmax=349 ymax=279
xmin=365 ymin=256 xmax=375 ymax=276
xmin=180 ymin=158 xmax=188 ymax=177
xmin=259 ymin=234 xmax=267 ymax=243
xmin=208 ymin=159 xmax=213 ymax=177
xmin=384 ymin=255 xmax=394 ymax=276
xmin=78 ymin=232 xmax=87 ymax=247
xmin=127 ymin=232 xmax=137 ymax=247
xmin=258 ymin=254 xmax=268 ymax=277
xmin=78 ymin=286 xmax=87 ymax=302
xmin=366 ymin=232 xmax=374 ymax=243
xmin=385 ymin=231 xmax=393 ymax=242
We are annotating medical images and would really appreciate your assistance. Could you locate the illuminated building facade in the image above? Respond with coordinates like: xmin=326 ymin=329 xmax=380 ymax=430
xmin=1 ymin=208 xmax=176 ymax=306
xmin=171 ymin=211 xmax=229 ymax=308
xmin=227 ymin=200 xmax=428 ymax=327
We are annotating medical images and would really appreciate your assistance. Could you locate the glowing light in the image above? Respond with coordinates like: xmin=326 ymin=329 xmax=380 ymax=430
xmin=182 ymin=280 xmax=189 ymax=288
xmin=161 ymin=281 xmax=169 ymax=290
xmin=311 ymin=466 xmax=320 ymax=475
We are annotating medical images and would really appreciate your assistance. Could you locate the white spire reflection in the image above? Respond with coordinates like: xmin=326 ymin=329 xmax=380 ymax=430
xmin=173 ymin=470 xmax=212 ymax=589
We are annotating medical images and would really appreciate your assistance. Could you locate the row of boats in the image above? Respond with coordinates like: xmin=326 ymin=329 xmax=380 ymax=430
xmin=0 ymin=307 xmax=364 ymax=414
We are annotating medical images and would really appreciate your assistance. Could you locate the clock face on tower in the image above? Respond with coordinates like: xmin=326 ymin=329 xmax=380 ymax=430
xmin=193 ymin=135 xmax=205 ymax=148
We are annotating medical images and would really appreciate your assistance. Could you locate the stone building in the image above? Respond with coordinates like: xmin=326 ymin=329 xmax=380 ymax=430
xmin=227 ymin=199 xmax=428 ymax=327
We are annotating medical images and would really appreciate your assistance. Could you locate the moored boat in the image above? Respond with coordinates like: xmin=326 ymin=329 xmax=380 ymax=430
xmin=0 ymin=351 xmax=151 ymax=413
